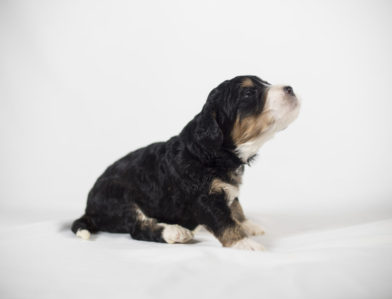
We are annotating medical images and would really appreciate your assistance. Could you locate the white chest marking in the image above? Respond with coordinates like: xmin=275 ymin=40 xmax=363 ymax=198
xmin=236 ymin=131 xmax=275 ymax=162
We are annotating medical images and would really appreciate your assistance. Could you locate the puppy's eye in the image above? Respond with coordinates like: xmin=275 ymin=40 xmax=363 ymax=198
xmin=243 ymin=89 xmax=254 ymax=98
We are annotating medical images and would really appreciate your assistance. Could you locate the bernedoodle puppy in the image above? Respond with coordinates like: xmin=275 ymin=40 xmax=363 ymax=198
xmin=71 ymin=75 xmax=300 ymax=250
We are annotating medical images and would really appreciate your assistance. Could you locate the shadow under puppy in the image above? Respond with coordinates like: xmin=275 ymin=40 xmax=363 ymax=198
xmin=72 ymin=76 xmax=300 ymax=250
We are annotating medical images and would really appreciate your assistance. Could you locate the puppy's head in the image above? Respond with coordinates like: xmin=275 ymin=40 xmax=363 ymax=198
xmin=203 ymin=76 xmax=300 ymax=162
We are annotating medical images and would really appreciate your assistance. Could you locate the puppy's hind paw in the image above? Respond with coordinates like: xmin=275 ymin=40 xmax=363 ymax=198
xmin=161 ymin=224 xmax=194 ymax=244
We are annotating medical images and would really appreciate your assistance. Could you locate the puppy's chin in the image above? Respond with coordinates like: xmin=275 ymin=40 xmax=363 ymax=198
xmin=274 ymin=99 xmax=301 ymax=131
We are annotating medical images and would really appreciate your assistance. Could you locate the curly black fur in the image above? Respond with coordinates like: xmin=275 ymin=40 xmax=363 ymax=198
xmin=72 ymin=75 xmax=270 ymax=245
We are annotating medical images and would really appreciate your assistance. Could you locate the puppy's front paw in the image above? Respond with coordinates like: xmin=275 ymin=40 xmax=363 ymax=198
xmin=241 ymin=220 xmax=265 ymax=236
xmin=161 ymin=224 xmax=194 ymax=244
xmin=231 ymin=238 xmax=265 ymax=251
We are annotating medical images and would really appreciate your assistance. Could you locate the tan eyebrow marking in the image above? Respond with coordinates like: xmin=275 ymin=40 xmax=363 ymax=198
xmin=240 ymin=78 xmax=254 ymax=87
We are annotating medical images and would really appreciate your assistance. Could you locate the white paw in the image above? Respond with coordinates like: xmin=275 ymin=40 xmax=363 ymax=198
xmin=192 ymin=225 xmax=203 ymax=234
xmin=241 ymin=220 xmax=265 ymax=236
xmin=76 ymin=229 xmax=91 ymax=240
xmin=161 ymin=224 xmax=194 ymax=244
xmin=231 ymin=238 xmax=265 ymax=251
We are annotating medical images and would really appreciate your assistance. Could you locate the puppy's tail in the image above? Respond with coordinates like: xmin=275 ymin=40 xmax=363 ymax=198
xmin=71 ymin=214 xmax=97 ymax=240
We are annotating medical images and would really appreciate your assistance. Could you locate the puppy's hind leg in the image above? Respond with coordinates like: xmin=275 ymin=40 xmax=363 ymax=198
xmin=130 ymin=206 xmax=193 ymax=244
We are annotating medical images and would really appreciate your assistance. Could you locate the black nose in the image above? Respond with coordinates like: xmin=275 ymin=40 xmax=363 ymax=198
xmin=283 ymin=86 xmax=294 ymax=96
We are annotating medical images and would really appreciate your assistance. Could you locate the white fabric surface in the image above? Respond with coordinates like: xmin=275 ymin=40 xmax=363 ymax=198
xmin=1 ymin=210 xmax=391 ymax=299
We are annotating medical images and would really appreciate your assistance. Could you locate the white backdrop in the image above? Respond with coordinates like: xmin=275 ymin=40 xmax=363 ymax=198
xmin=1 ymin=1 xmax=392 ymax=299
xmin=1 ymin=0 xmax=391 ymax=219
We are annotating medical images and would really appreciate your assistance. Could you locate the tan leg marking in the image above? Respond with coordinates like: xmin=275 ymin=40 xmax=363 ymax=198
xmin=230 ymin=199 xmax=264 ymax=236
xmin=218 ymin=223 xmax=247 ymax=247
xmin=230 ymin=198 xmax=246 ymax=223
xmin=210 ymin=178 xmax=239 ymax=205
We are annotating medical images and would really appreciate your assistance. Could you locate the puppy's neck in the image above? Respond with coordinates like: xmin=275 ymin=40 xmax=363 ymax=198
xmin=235 ymin=130 xmax=275 ymax=163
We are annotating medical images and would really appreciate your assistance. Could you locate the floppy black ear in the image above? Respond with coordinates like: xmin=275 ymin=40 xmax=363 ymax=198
xmin=193 ymin=106 xmax=223 ymax=151
xmin=180 ymin=88 xmax=224 ymax=160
